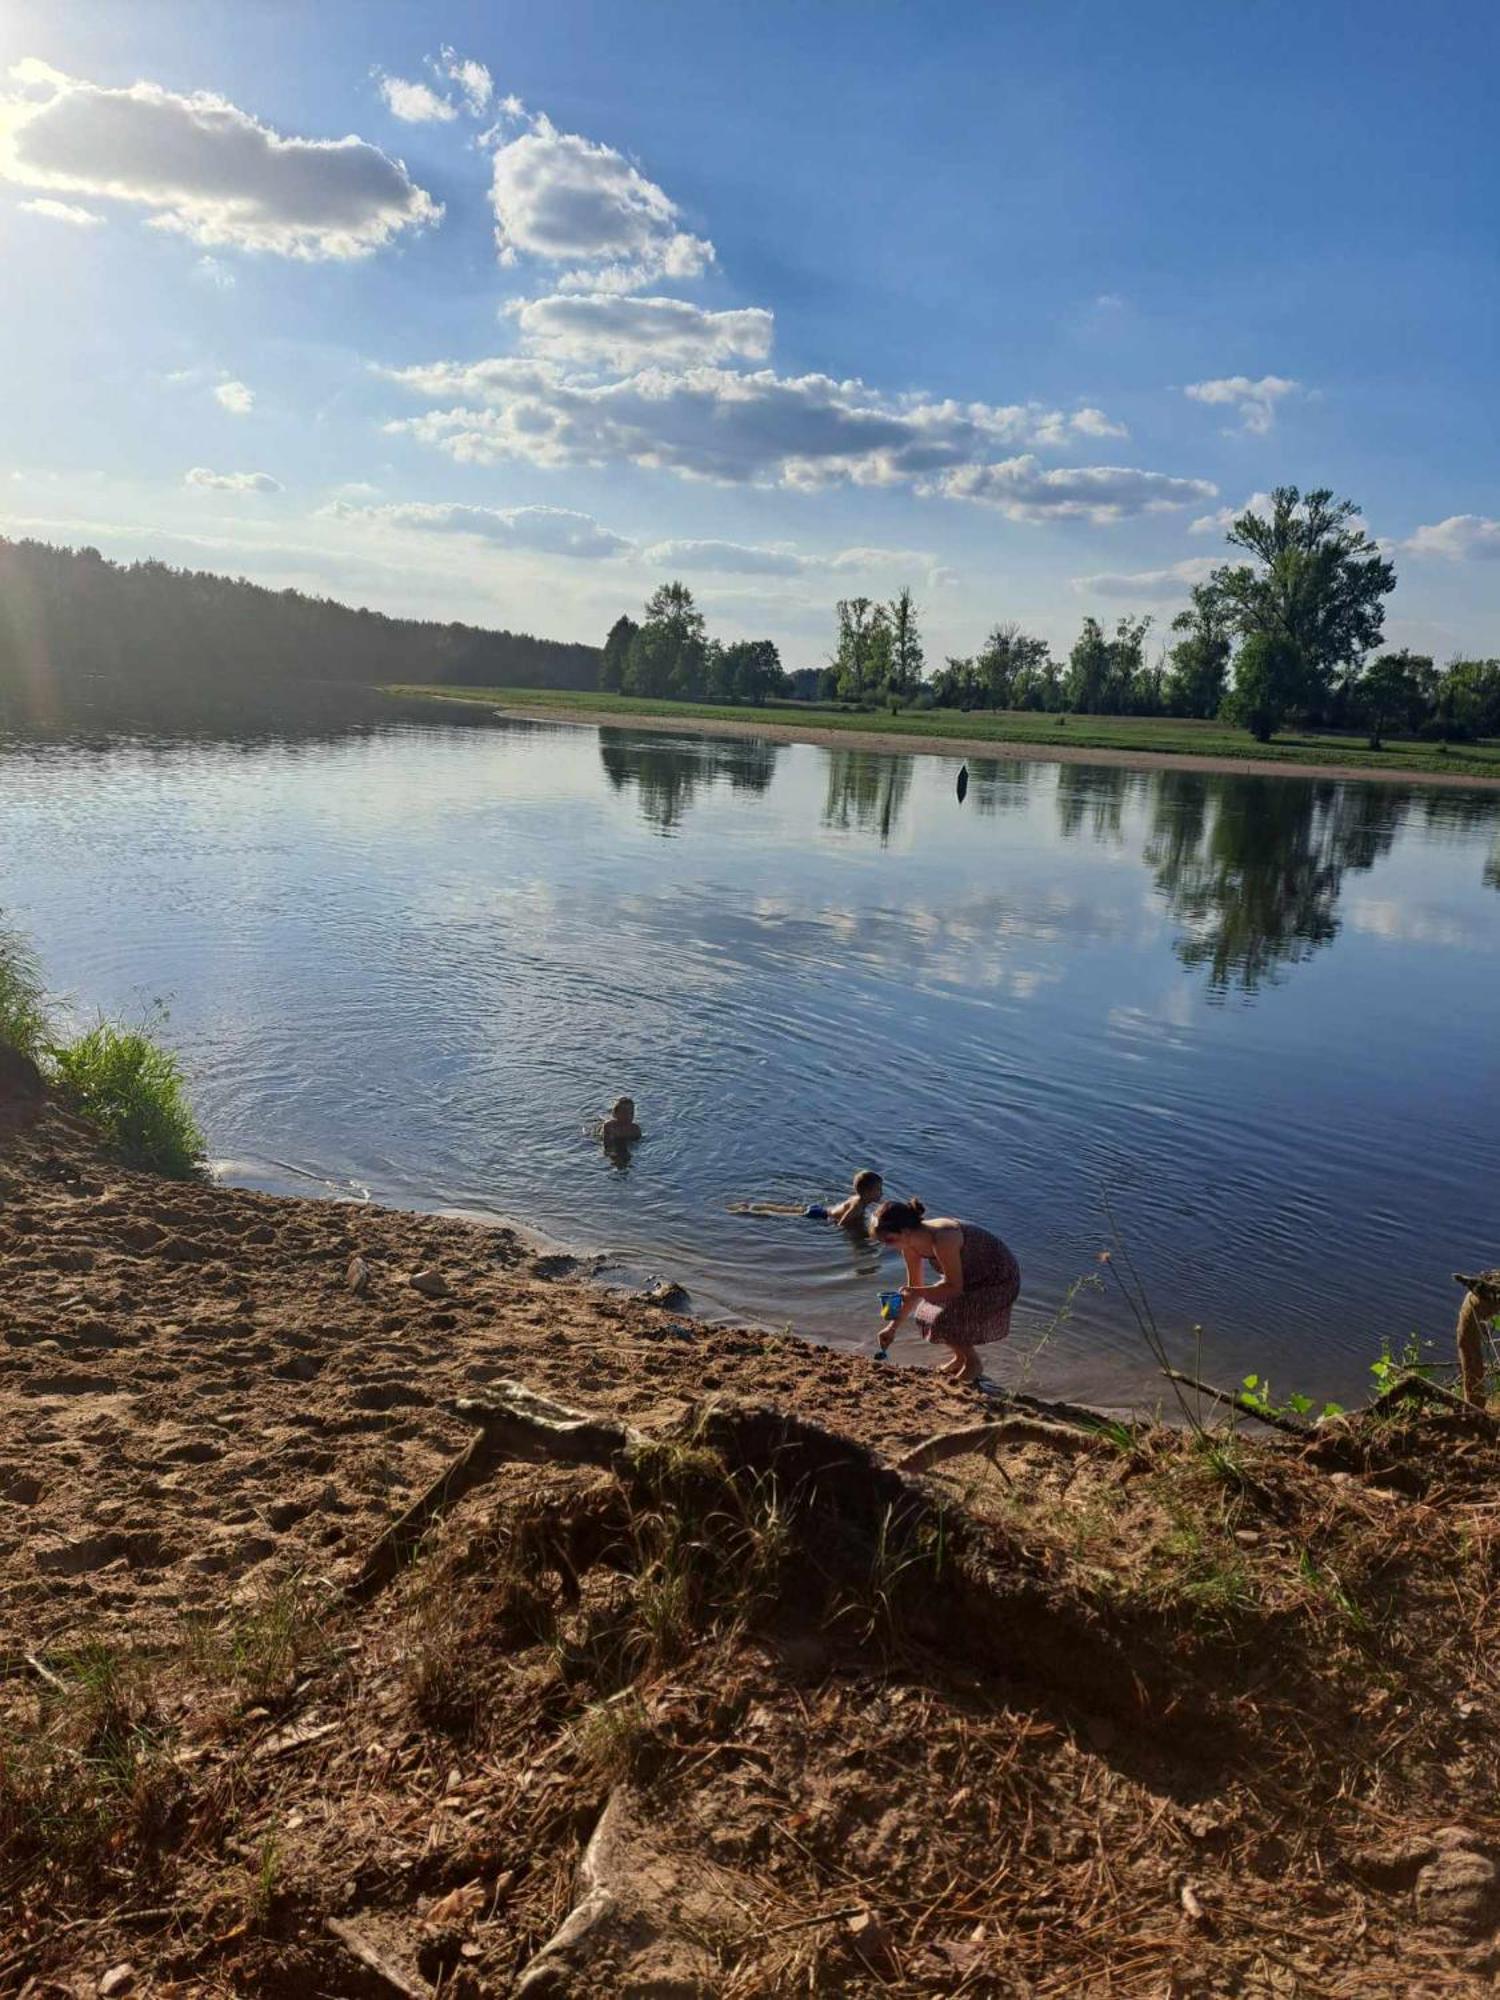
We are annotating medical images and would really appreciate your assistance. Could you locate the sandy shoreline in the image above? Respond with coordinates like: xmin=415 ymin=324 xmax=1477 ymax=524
xmin=7 ymin=1083 xmax=1500 ymax=1994
xmin=423 ymin=692 xmax=1500 ymax=792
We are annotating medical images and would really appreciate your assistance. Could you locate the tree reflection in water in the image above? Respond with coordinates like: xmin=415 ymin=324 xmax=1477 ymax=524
xmin=821 ymin=749 xmax=913 ymax=846
xmin=598 ymin=728 xmax=779 ymax=834
xmin=1055 ymin=762 xmax=1143 ymax=843
xmin=1141 ymin=773 xmax=1409 ymax=995
xmin=960 ymin=756 xmax=1040 ymax=818
xmin=1416 ymin=788 xmax=1500 ymax=892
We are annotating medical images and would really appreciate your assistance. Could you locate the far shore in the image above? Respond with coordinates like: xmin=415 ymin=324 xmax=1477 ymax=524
xmin=391 ymin=684 xmax=1500 ymax=792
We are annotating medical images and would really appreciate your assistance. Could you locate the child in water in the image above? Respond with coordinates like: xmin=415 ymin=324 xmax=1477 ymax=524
xmin=811 ymin=1168 xmax=883 ymax=1231
xmin=599 ymin=1095 xmax=642 ymax=1144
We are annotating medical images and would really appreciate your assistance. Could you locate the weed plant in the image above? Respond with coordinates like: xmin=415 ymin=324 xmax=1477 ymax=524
xmin=51 ymin=1016 xmax=204 ymax=1178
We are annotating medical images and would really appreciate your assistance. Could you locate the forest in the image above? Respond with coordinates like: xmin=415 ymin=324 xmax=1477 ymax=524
xmin=0 ymin=536 xmax=600 ymax=731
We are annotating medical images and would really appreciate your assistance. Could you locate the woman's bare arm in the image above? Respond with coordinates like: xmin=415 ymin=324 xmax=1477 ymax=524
xmin=902 ymin=1228 xmax=966 ymax=1307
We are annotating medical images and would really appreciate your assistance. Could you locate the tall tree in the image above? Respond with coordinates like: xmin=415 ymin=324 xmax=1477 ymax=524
xmin=1067 ymin=617 xmax=1111 ymax=713
xmin=724 ymin=638 xmax=784 ymax=704
xmin=1225 ymin=631 xmax=1305 ymax=742
xmin=1165 ymin=586 xmax=1232 ymax=719
xmin=974 ymin=623 xmax=1051 ymax=710
xmin=1353 ymin=649 xmax=1432 ymax=750
xmin=1066 ymin=615 xmax=1151 ymax=714
xmin=886 ymin=587 xmax=924 ymax=699
xmin=1203 ymin=487 xmax=1395 ymax=717
xmin=600 ymin=614 xmax=638 ymax=694
xmin=626 ymin=581 xmax=707 ymax=700
xmin=830 ymin=598 xmax=891 ymax=703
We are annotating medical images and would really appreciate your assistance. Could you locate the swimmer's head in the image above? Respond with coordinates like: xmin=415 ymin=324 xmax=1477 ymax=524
xmin=853 ymin=1169 xmax=883 ymax=1203
xmin=611 ymin=1096 xmax=636 ymax=1121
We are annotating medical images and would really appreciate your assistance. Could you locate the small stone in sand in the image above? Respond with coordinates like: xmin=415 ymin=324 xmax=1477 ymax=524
xmin=346 ymin=1254 xmax=371 ymax=1294
xmin=99 ymin=1966 xmax=135 ymax=1997
xmin=408 ymin=1269 xmax=451 ymax=1300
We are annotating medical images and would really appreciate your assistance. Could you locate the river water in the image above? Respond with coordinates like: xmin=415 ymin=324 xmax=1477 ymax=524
xmin=4 ymin=715 xmax=1497 ymax=1407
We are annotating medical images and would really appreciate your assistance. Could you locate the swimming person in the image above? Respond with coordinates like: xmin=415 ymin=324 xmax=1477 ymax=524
xmin=872 ymin=1197 xmax=1020 ymax=1385
xmin=822 ymin=1168 xmax=883 ymax=1230
xmin=732 ymin=1168 xmax=883 ymax=1223
xmin=599 ymin=1095 xmax=642 ymax=1145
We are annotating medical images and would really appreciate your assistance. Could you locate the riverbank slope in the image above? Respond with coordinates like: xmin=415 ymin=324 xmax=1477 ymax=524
xmin=390 ymin=684 xmax=1500 ymax=790
xmin=5 ymin=1081 xmax=1500 ymax=1996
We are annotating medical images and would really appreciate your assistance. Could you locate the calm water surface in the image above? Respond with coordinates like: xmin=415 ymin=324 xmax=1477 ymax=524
xmin=4 ymin=716 xmax=1498 ymax=1407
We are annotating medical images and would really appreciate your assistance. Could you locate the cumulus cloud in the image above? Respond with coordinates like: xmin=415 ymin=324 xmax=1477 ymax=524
xmin=487 ymin=116 xmax=713 ymax=291
xmin=643 ymin=538 xmax=953 ymax=585
xmin=381 ymin=355 xmax=1143 ymax=499
xmin=438 ymin=48 xmax=492 ymax=116
xmin=184 ymin=466 xmax=281 ymax=492
xmin=1070 ymin=556 xmax=1221 ymax=600
xmin=18 ymin=193 xmax=102 ymax=225
xmin=508 ymin=293 xmax=774 ymax=369
xmin=1401 ymin=515 xmax=1500 ymax=561
xmin=375 ymin=51 xmax=492 ymax=125
xmin=376 ymin=75 xmax=458 ymax=123
xmin=1038 ymin=405 xmax=1128 ymax=443
xmin=0 ymin=58 xmax=441 ymax=258
xmin=214 ymin=378 xmax=254 ymax=414
xmin=1184 ymin=374 xmax=1300 ymax=436
xmin=326 ymin=498 xmax=633 ymax=559
xmin=926 ymin=457 xmax=1217 ymax=523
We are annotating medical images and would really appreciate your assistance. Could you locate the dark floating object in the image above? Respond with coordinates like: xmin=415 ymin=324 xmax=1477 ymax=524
xmin=956 ymin=763 xmax=969 ymax=804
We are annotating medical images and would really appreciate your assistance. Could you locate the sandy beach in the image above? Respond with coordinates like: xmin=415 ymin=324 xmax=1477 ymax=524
xmin=428 ymin=693 xmax=1500 ymax=792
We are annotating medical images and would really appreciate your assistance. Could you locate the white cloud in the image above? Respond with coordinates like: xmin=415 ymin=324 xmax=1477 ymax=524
xmin=194 ymin=254 xmax=235 ymax=288
xmin=641 ymin=538 xmax=946 ymax=582
xmin=213 ymin=378 xmax=254 ymax=415
xmin=641 ymin=538 xmax=804 ymax=576
xmin=438 ymin=48 xmax=492 ymax=116
xmin=0 ymin=59 xmax=441 ymax=258
xmin=381 ymin=355 xmax=1143 ymax=498
xmin=508 ymin=293 xmax=773 ymax=369
xmin=376 ymin=75 xmax=458 ymax=124
xmin=1401 ymin=515 xmax=1500 ymax=562
xmin=926 ymin=457 xmax=1217 ymax=523
xmin=326 ymin=498 xmax=633 ymax=559
xmin=18 ymin=193 xmax=101 ymax=225
xmin=184 ymin=466 xmax=281 ymax=492
xmin=1070 ymin=556 xmax=1221 ymax=600
xmin=329 ymin=501 xmax=948 ymax=581
xmin=1184 ymin=374 xmax=1300 ymax=436
xmin=488 ymin=116 xmax=713 ymax=292
xmin=1189 ymin=491 xmax=1274 ymax=535
xmin=1036 ymin=405 xmax=1128 ymax=443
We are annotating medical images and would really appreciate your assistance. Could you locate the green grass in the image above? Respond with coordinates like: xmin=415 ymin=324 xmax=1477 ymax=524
xmin=0 ymin=923 xmax=51 ymax=1062
xmin=52 ymin=1019 xmax=205 ymax=1178
xmin=388 ymin=683 xmax=1500 ymax=783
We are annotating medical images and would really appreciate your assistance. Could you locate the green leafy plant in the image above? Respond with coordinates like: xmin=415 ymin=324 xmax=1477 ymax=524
xmin=51 ymin=1013 xmax=204 ymax=1178
xmin=1369 ymin=1332 xmax=1439 ymax=1395
xmin=1240 ymin=1374 xmax=1344 ymax=1423
xmin=0 ymin=922 xmax=50 ymax=1062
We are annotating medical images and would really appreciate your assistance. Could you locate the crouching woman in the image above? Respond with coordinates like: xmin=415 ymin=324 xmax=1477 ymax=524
xmin=873 ymin=1198 xmax=1020 ymax=1384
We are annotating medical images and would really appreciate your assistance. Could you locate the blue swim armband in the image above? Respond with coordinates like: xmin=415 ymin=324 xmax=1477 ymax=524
xmin=805 ymin=1203 xmax=828 ymax=1220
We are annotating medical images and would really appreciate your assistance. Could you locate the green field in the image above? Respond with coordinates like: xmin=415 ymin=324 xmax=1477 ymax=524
xmin=387 ymin=684 xmax=1500 ymax=784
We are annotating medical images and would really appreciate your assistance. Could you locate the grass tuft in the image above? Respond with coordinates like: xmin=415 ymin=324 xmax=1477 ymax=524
xmin=52 ymin=1017 xmax=205 ymax=1177
xmin=181 ymin=1576 xmax=331 ymax=1709
xmin=0 ymin=921 xmax=50 ymax=1062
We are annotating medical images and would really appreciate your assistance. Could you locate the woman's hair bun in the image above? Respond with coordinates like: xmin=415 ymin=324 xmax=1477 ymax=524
xmin=908 ymin=1197 xmax=925 ymax=1218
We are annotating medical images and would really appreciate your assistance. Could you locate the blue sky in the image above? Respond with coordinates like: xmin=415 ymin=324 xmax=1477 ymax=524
xmin=2 ymin=0 xmax=1497 ymax=669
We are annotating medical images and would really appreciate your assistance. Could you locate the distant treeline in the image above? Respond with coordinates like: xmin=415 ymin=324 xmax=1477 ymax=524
xmin=599 ymin=488 xmax=1500 ymax=749
xmin=0 ymin=536 xmax=601 ymax=731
